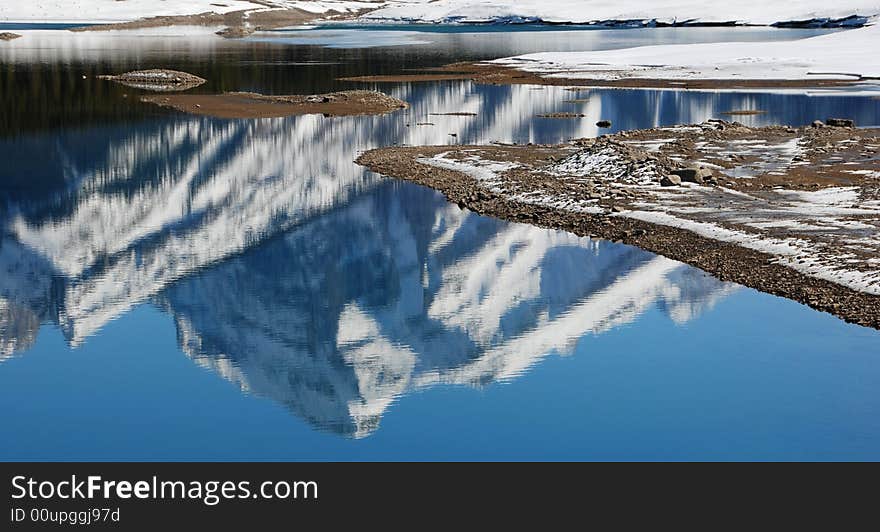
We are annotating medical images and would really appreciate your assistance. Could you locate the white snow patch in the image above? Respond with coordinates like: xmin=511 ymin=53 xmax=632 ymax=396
xmin=417 ymin=152 xmax=604 ymax=214
xmin=417 ymin=151 xmax=517 ymax=192
xmin=495 ymin=23 xmax=880 ymax=89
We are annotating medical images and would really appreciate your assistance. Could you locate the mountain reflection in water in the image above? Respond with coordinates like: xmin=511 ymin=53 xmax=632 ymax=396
xmin=0 ymin=81 xmax=747 ymax=437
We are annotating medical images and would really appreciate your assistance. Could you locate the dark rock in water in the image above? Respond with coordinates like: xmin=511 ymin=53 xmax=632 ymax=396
xmin=596 ymin=120 xmax=612 ymax=128
xmin=826 ymin=118 xmax=855 ymax=127
xmin=660 ymin=174 xmax=682 ymax=187
xmin=672 ymin=166 xmax=713 ymax=183
xmin=811 ymin=120 xmax=825 ymax=128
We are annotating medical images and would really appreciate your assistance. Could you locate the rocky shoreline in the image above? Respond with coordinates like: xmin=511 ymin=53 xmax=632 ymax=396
xmin=357 ymin=121 xmax=880 ymax=329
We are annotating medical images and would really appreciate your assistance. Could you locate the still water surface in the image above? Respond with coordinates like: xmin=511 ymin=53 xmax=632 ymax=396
xmin=1 ymin=26 xmax=879 ymax=460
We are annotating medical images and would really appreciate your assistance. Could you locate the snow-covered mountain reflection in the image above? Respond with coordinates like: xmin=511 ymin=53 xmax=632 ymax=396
xmin=162 ymin=182 xmax=734 ymax=437
xmin=0 ymin=81 xmax=739 ymax=435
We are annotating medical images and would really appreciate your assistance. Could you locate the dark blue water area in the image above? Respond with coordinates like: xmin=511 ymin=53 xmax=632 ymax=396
xmin=1 ymin=254 xmax=877 ymax=461
xmin=0 ymin=23 xmax=88 ymax=30
xmin=1 ymin=29 xmax=880 ymax=461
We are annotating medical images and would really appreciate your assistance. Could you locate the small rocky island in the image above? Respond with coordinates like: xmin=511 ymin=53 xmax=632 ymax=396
xmin=99 ymin=69 xmax=207 ymax=92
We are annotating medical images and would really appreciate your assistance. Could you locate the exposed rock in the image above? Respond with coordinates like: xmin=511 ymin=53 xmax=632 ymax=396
xmin=812 ymin=120 xmax=825 ymax=128
xmin=596 ymin=120 xmax=613 ymax=128
xmin=672 ymin=166 xmax=714 ymax=183
xmin=0 ymin=32 xmax=21 ymax=41
xmin=660 ymin=174 xmax=682 ymax=187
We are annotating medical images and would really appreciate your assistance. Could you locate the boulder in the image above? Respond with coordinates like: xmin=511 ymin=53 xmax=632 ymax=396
xmin=596 ymin=120 xmax=612 ymax=128
xmin=671 ymin=166 xmax=713 ymax=183
xmin=660 ymin=174 xmax=682 ymax=187
xmin=811 ymin=120 xmax=825 ymax=128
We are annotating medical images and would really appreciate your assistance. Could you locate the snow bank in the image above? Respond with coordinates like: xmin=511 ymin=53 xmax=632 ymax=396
xmin=364 ymin=1 xmax=880 ymax=26
xmin=495 ymin=23 xmax=880 ymax=83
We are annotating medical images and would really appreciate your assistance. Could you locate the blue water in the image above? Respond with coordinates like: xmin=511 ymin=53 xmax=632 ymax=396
xmin=0 ymin=22 xmax=87 ymax=30
xmin=1 ymin=27 xmax=879 ymax=461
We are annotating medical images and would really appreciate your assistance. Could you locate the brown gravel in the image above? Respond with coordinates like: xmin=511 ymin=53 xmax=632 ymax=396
xmin=141 ymin=90 xmax=409 ymax=118
xmin=356 ymin=122 xmax=880 ymax=329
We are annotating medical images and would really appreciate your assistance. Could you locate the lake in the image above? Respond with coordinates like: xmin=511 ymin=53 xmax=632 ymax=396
xmin=1 ymin=25 xmax=879 ymax=461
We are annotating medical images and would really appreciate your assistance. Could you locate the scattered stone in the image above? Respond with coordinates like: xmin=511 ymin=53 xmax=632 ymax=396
xmin=0 ymin=32 xmax=21 ymax=41
xmin=812 ymin=120 xmax=825 ymax=128
xmin=660 ymin=174 xmax=682 ymax=187
xmin=596 ymin=120 xmax=612 ymax=128
xmin=611 ymin=205 xmax=625 ymax=213
xmin=672 ymin=166 xmax=714 ymax=183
